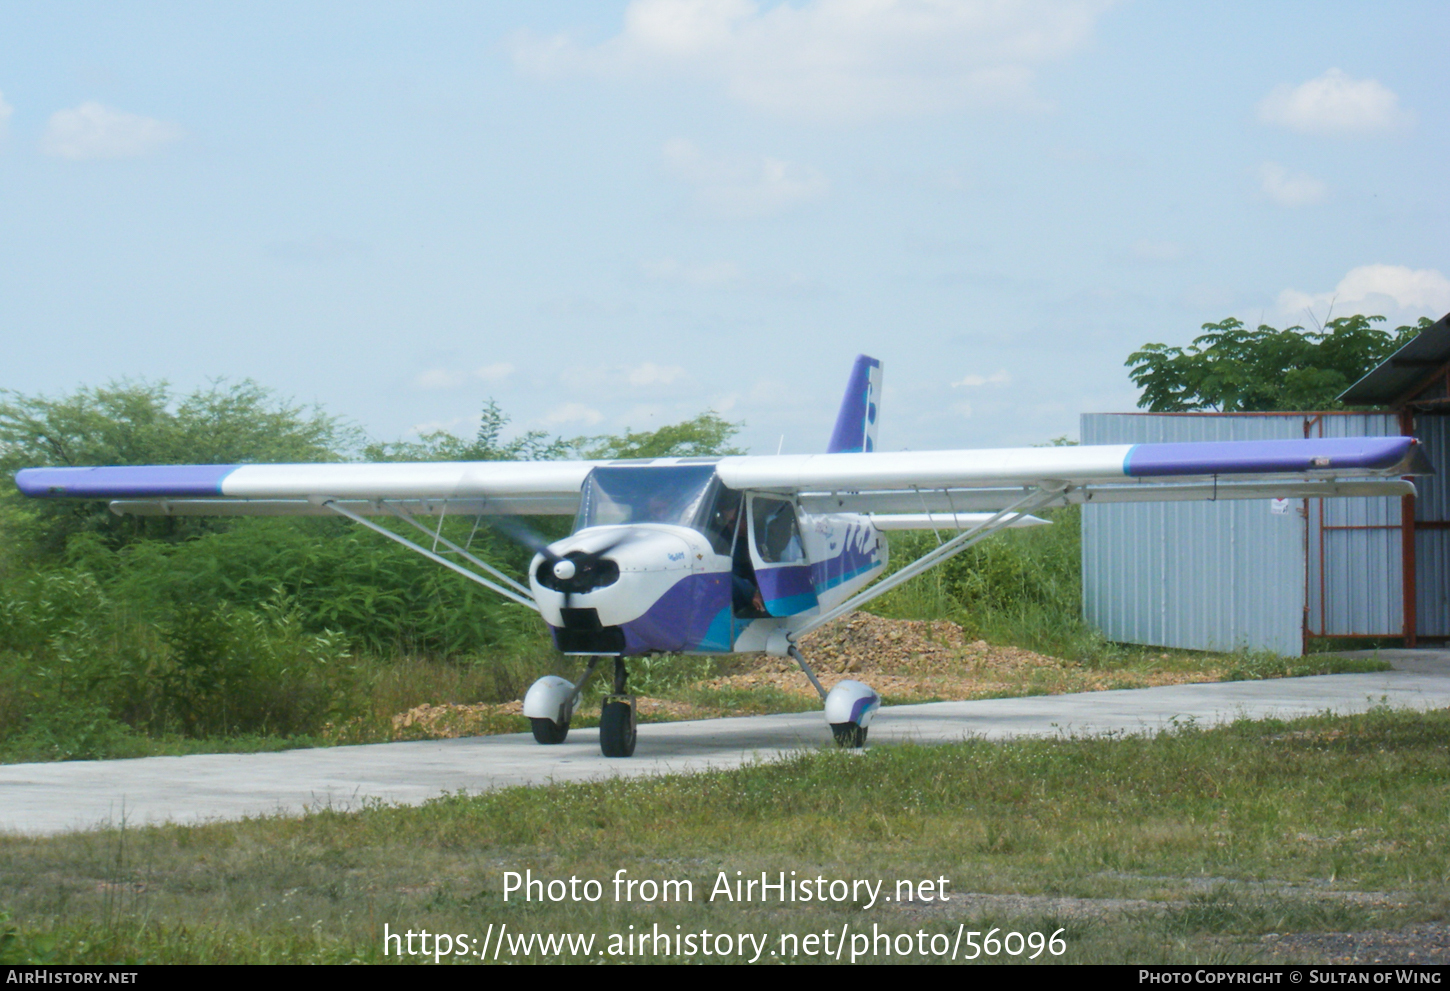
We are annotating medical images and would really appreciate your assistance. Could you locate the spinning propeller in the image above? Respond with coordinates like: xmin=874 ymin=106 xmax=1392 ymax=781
xmin=488 ymin=516 xmax=637 ymax=606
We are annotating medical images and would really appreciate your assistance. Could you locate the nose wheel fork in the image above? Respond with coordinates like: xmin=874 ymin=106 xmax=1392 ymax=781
xmin=599 ymin=656 xmax=637 ymax=758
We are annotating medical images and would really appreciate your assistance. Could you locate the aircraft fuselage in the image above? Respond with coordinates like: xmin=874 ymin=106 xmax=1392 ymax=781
xmin=530 ymin=488 xmax=887 ymax=656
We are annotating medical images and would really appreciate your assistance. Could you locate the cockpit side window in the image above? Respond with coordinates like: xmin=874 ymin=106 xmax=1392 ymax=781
xmin=700 ymin=484 xmax=743 ymax=556
xmin=751 ymin=496 xmax=805 ymax=563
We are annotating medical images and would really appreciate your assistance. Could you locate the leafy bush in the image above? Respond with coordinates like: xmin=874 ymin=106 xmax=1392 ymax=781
xmin=0 ymin=566 xmax=366 ymax=746
xmin=13 ymin=698 xmax=138 ymax=762
xmin=140 ymin=596 xmax=362 ymax=737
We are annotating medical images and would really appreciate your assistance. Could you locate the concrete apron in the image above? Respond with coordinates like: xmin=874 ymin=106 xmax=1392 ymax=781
xmin=3 ymin=652 xmax=1448 ymax=837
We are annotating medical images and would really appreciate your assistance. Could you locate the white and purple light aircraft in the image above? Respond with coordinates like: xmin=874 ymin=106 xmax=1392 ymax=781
xmin=15 ymin=356 xmax=1429 ymax=757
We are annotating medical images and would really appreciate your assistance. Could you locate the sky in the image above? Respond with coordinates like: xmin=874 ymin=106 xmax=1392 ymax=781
xmin=1 ymin=1 xmax=1446 ymax=456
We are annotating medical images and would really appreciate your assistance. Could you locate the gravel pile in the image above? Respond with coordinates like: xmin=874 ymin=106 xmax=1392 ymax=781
xmin=797 ymin=612 xmax=1061 ymax=676
xmin=707 ymin=612 xmax=1074 ymax=698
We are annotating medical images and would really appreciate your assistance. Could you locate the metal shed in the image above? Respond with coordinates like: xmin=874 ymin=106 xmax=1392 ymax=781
xmin=1082 ymin=311 xmax=1450 ymax=656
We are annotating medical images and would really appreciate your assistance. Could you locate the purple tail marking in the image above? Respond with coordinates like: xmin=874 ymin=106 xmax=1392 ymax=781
xmin=827 ymin=355 xmax=882 ymax=454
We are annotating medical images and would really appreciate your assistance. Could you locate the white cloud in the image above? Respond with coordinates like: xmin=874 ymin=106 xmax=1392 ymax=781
xmin=1131 ymin=239 xmax=1188 ymax=262
xmin=1258 ymin=162 xmax=1328 ymax=207
xmin=626 ymin=362 xmax=688 ymax=386
xmin=543 ymin=402 xmax=605 ymax=426
xmin=951 ymin=369 xmax=1011 ymax=388
xmin=512 ymin=0 xmax=1112 ymax=123
xmin=40 ymin=101 xmax=183 ymax=159
xmin=412 ymin=363 xmax=516 ymax=390
xmin=1278 ymin=265 xmax=1450 ymax=323
xmin=1258 ymin=69 xmax=1414 ymax=136
xmin=663 ymin=138 xmax=828 ymax=217
xmin=0 ymin=91 xmax=12 ymax=136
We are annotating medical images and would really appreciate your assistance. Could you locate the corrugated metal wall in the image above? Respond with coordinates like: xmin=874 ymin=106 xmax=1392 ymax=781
xmin=1082 ymin=412 xmax=1404 ymax=656
xmin=1305 ymin=414 xmax=1403 ymax=636
xmin=1082 ymin=414 xmax=1309 ymax=656
xmin=1414 ymin=414 xmax=1450 ymax=637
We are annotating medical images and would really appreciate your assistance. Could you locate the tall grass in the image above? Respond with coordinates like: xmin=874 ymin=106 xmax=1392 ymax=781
xmin=0 ymin=527 xmax=566 ymax=760
xmin=869 ymin=506 xmax=1116 ymax=660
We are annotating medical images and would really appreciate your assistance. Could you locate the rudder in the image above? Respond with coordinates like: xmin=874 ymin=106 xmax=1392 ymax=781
xmin=826 ymin=355 xmax=882 ymax=453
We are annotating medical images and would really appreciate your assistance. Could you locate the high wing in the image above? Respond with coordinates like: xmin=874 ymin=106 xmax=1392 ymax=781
xmin=710 ymin=434 xmax=1426 ymax=647
xmin=717 ymin=436 xmax=1426 ymax=514
xmin=14 ymin=435 xmax=1426 ymax=519
xmin=15 ymin=460 xmax=603 ymax=517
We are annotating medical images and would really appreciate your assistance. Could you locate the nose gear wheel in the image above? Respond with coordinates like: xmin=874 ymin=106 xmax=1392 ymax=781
xmin=599 ymin=657 xmax=637 ymax=757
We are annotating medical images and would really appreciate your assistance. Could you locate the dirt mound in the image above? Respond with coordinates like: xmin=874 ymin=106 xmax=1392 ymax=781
xmin=706 ymin=613 xmax=1077 ymax=700
xmin=799 ymin=612 xmax=1060 ymax=675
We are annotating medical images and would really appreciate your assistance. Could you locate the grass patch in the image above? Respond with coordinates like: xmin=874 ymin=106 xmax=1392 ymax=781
xmin=1 ymin=706 xmax=1446 ymax=963
xmin=1157 ymin=889 xmax=1374 ymax=937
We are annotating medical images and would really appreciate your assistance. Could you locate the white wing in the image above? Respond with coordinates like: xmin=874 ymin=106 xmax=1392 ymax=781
xmin=15 ymin=436 xmax=1424 ymax=518
xmin=15 ymin=460 xmax=601 ymax=517
xmin=715 ymin=437 xmax=1424 ymax=512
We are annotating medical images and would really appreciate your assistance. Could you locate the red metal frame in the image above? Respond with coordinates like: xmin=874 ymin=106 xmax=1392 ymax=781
xmin=1399 ymin=407 xmax=1417 ymax=647
xmin=1301 ymin=413 xmax=1413 ymax=642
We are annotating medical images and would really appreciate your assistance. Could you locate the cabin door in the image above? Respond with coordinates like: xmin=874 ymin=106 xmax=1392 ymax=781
xmin=745 ymin=494 xmax=819 ymax=617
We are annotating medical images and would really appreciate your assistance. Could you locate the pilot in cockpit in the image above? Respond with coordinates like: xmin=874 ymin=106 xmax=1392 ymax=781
xmin=710 ymin=494 xmax=766 ymax=616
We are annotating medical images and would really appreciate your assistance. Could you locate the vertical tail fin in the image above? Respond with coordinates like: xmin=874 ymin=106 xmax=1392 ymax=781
xmin=826 ymin=355 xmax=882 ymax=454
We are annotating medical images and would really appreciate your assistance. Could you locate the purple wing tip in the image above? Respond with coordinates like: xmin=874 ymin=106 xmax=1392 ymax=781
xmin=1125 ymin=437 xmax=1414 ymax=477
xmin=15 ymin=465 xmax=239 ymax=498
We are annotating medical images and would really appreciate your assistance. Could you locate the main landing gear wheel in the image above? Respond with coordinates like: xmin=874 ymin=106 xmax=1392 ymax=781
xmin=830 ymin=722 xmax=868 ymax=748
xmin=530 ymin=717 xmax=569 ymax=745
xmin=599 ymin=700 xmax=636 ymax=757
xmin=522 ymin=674 xmax=583 ymax=746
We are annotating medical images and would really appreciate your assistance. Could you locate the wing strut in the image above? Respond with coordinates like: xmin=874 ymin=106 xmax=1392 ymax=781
xmin=791 ymin=484 xmax=1062 ymax=640
xmin=379 ymin=501 xmax=535 ymax=599
xmin=320 ymin=498 xmax=540 ymax=612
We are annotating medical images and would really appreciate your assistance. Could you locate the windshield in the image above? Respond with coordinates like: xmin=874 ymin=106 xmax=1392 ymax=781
xmin=575 ymin=465 xmax=718 ymax=531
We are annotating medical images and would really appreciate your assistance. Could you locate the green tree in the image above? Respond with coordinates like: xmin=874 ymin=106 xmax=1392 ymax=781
xmin=362 ymin=399 xmax=573 ymax=463
xmin=366 ymin=403 xmax=744 ymax=463
xmin=1126 ymin=314 xmax=1432 ymax=412
xmin=571 ymin=411 xmax=745 ymax=460
xmin=0 ymin=380 xmax=355 ymax=557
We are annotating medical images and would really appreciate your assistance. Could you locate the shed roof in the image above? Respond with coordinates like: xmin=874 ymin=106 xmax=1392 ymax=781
xmin=1338 ymin=312 xmax=1450 ymax=407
